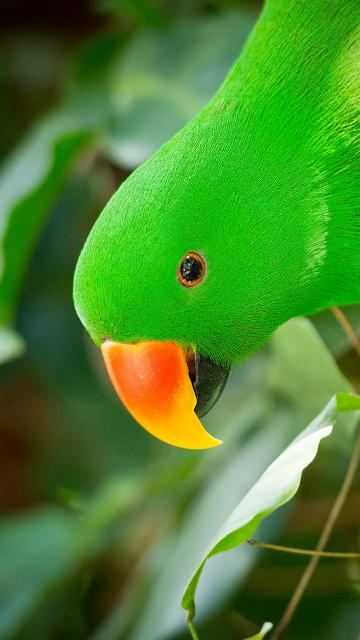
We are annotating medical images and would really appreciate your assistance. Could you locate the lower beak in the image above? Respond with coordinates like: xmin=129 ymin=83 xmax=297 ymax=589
xmin=101 ymin=340 xmax=223 ymax=450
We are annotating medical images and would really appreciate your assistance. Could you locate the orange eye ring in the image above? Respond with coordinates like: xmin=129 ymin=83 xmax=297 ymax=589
xmin=178 ymin=252 xmax=207 ymax=288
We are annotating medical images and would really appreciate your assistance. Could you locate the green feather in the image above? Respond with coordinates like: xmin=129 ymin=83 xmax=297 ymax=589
xmin=74 ymin=0 xmax=360 ymax=366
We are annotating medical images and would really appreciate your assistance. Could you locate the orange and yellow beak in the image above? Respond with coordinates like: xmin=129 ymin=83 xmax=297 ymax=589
xmin=101 ymin=340 xmax=224 ymax=449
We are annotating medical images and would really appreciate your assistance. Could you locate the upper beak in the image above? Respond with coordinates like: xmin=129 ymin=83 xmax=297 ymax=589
xmin=101 ymin=340 xmax=229 ymax=450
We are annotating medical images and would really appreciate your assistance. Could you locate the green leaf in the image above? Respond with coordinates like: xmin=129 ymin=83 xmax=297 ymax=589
xmin=0 ymin=104 xmax=97 ymax=330
xmin=0 ymin=33 xmax=120 ymax=358
xmin=0 ymin=509 xmax=78 ymax=639
xmin=127 ymin=409 xmax=289 ymax=640
xmin=181 ymin=392 xmax=360 ymax=613
xmin=268 ymin=318 xmax=352 ymax=418
xmin=244 ymin=622 xmax=273 ymax=640
xmin=0 ymin=39 xmax=118 ymax=362
xmin=0 ymin=476 xmax=143 ymax=639
xmin=105 ymin=10 xmax=256 ymax=168
xmin=95 ymin=319 xmax=356 ymax=640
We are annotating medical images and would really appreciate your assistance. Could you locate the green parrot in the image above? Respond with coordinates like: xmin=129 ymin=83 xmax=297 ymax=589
xmin=74 ymin=0 xmax=360 ymax=449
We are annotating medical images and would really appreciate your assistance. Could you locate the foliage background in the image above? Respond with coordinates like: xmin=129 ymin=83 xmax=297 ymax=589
xmin=0 ymin=1 xmax=359 ymax=638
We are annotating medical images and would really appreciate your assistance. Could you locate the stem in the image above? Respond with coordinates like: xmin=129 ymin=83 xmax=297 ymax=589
xmin=186 ymin=613 xmax=200 ymax=640
xmin=272 ymin=424 xmax=360 ymax=640
xmin=247 ymin=538 xmax=360 ymax=559
xmin=331 ymin=306 xmax=360 ymax=358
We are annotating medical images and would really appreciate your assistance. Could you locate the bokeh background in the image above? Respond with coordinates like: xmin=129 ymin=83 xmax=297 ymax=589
xmin=0 ymin=1 xmax=359 ymax=639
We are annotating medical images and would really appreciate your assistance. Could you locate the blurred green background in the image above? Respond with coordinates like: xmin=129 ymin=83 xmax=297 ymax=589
xmin=0 ymin=1 xmax=359 ymax=638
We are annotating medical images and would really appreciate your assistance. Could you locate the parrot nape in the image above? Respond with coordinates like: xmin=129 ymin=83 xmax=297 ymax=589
xmin=73 ymin=0 xmax=360 ymax=449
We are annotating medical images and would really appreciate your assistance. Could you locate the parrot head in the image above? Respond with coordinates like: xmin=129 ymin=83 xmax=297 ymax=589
xmin=74 ymin=0 xmax=360 ymax=449
xmin=74 ymin=90 xmax=318 ymax=449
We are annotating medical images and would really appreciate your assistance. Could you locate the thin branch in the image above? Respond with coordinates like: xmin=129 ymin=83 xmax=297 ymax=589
xmin=272 ymin=424 xmax=360 ymax=640
xmin=247 ymin=538 xmax=360 ymax=559
xmin=331 ymin=306 xmax=360 ymax=358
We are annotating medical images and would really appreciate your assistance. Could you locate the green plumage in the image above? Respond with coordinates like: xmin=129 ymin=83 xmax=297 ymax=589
xmin=74 ymin=0 xmax=360 ymax=366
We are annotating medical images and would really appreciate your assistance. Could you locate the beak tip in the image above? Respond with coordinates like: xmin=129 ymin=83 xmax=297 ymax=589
xmin=206 ymin=438 xmax=223 ymax=450
xmin=181 ymin=432 xmax=223 ymax=450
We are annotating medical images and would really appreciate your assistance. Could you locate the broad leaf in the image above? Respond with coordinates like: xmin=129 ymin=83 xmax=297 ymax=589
xmin=268 ymin=318 xmax=352 ymax=418
xmin=0 ymin=509 xmax=78 ymax=639
xmin=105 ymin=10 xmax=256 ymax=168
xmin=0 ymin=105 xmax=97 ymax=362
xmin=0 ymin=32 xmax=121 ymax=364
xmin=94 ymin=319 xmax=357 ymax=640
xmin=0 ymin=475 xmax=143 ymax=638
xmin=128 ymin=411 xmax=289 ymax=640
xmin=181 ymin=392 xmax=360 ymax=614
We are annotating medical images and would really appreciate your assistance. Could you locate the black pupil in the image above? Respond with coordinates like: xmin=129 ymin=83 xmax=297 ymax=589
xmin=181 ymin=256 xmax=203 ymax=282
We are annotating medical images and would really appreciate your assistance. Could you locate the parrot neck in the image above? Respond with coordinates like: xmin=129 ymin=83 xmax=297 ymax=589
xmin=298 ymin=229 xmax=360 ymax=318
xmin=218 ymin=0 xmax=360 ymax=322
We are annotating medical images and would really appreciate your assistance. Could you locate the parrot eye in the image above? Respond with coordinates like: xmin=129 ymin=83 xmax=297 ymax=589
xmin=178 ymin=252 xmax=206 ymax=288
